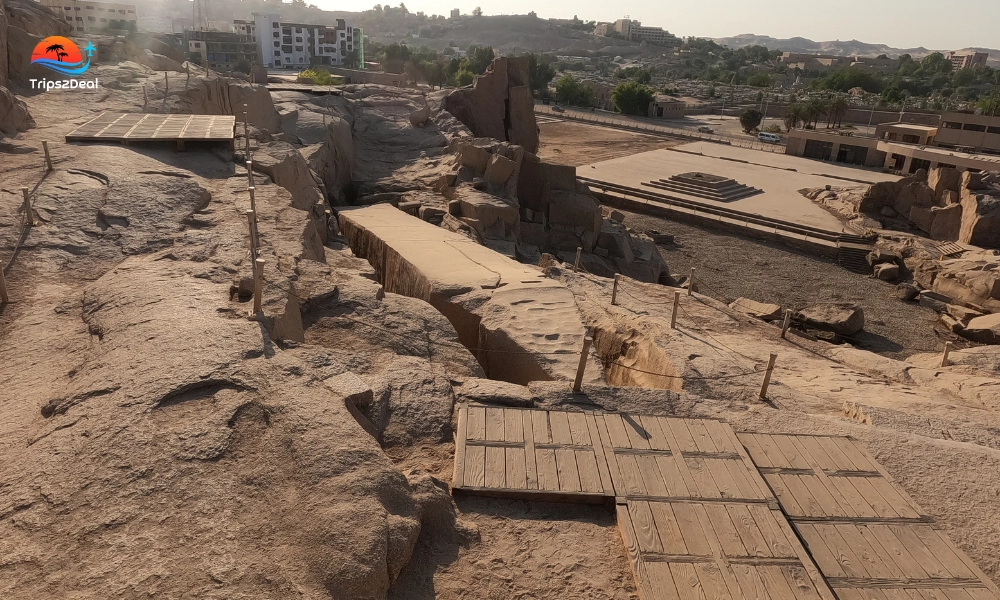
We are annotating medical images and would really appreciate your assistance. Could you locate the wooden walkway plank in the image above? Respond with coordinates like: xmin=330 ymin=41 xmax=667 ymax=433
xmin=669 ymin=562 xmax=709 ymax=600
xmin=796 ymin=523 xmax=848 ymax=578
xmin=672 ymin=503 xmax=714 ymax=559
xmin=531 ymin=410 xmax=550 ymax=443
xmin=831 ymin=438 xmax=878 ymax=472
xmin=866 ymin=477 xmax=922 ymax=520
xmin=453 ymin=404 xmax=468 ymax=488
xmin=567 ymin=411 xmax=592 ymax=446
xmin=731 ymin=564 xmax=771 ymax=600
xmin=910 ymin=526 xmax=978 ymax=580
xmin=791 ymin=435 xmax=840 ymax=472
xmin=693 ymin=502 xmax=760 ymax=600
xmin=728 ymin=504 xmax=773 ymax=558
xmin=798 ymin=474 xmax=848 ymax=518
xmin=658 ymin=421 xmax=702 ymax=495
xmin=522 ymin=410 xmax=538 ymax=490
xmin=781 ymin=565 xmax=823 ymax=600
xmin=467 ymin=406 xmax=486 ymax=440
xmin=747 ymin=505 xmax=796 ymax=558
xmin=758 ymin=565 xmax=799 ymax=600
xmin=636 ymin=454 xmax=671 ymax=497
xmin=485 ymin=407 xmax=505 ymax=441
xmin=536 ymin=448 xmax=560 ymax=491
xmin=702 ymin=419 xmax=740 ymax=455
xmin=593 ymin=414 xmax=624 ymax=495
xmin=604 ymin=413 xmax=634 ymax=449
xmin=814 ymin=437 xmax=859 ymax=472
xmin=934 ymin=536 xmax=1000 ymax=595
xmin=887 ymin=524 xmax=952 ymax=579
xmin=685 ymin=419 xmax=720 ymax=453
xmin=779 ymin=473 xmax=828 ymax=517
xmin=663 ymin=419 xmax=700 ymax=453
xmin=576 ymin=449 xmax=603 ymax=493
xmin=485 ymin=446 xmax=506 ymax=489
xmin=854 ymin=525 xmax=908 ymax=579
xmin=505 ymin=446 xmax=527 ymax=490
xmin=630 ymin=500 xmax=665 ymax=553
xmin=622 ymin=414 xmax=653 ymax=449
xmin=752 ymin=434 xmax=798 ymax=469
xmin=555 ymin=448 xmax=581 ymax=493
xmin=686 ymin=457 xmax=724 ymax=499
xmin=769 ymin=435 xmax=813 ymax=470
xmin=618 ymin=503 xmax=656 ymax=600
xmin=503 ymin=409 xmax=524 ymax=443
xmin=585 ymin=413 xmax=615 ymax=495
xmin=649 ymin=501 xmax=689 ymax=555
xmin=549 ymin=410 xmax=574 ymax=445
xmin=639 ymin=415 xmax=671 ymax=451
xmin=465 ymin=444 xmax=486 ymax=488
xmin=827 ymin=477 xmax=880 ymax=518
xmin=703 ymin=503 xmax=748 ymax=558
xmin=849 ymin=476 xmax=902 ymax=519
xmin=616 ymin=452 xmax=648 ymax=496
xmin=705 ymin=458 xmax=743 ymax=500
xmin=694 ymin=562 xmax=734 ymax=600
xmin=657 ymin=454 xmax=694 ymax=497
xmin=738 ymin=432 xmax=774 ymax=468
xmin=647 ymin=561 xmax=684 ymax=600
xmin=833 ymin=523 xmax=896 ymax=579
xmin=814 ymin=523 xmax=874 ymax=579
xmin=867 ymin=524 xmax=931 ymax=580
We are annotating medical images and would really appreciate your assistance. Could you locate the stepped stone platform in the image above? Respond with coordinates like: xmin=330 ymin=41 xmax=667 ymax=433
xmin=452 ymin=405 xmax=1000 ymax=600
xmin=642 ymin=172 xmax=763 ymax=202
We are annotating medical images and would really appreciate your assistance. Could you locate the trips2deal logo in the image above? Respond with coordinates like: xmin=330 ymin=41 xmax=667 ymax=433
xmin=29 ymin=36 xmax=99 ymax=91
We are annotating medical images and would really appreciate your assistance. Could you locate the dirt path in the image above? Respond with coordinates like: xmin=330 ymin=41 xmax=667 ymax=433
xmin=619 ymin=209 xmax=948 ymax=359
xmin=536 ymin=120 xmax=679 ymax=167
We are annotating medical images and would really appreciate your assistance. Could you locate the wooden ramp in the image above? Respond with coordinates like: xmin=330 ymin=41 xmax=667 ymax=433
xmin=66 ymin=113 xmax=236 ymax=148
xmin=738 ymin=433 xmax=1000 ymax=600
xmin=452 ymin=405 xmax=834 ymax=600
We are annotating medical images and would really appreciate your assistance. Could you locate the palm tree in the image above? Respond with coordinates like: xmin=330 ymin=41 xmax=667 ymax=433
xmin=828 ymin=97 xmax=849 ymax=128
xmin=783 ymin=104 xmax=804 ymax=132
xmin=57 ymin=51 xmax=69 ymax=62
xmin=804 ymin=98 xmax=828 ymax=129
xmin=45 ymin=43 xmax=65 ymax=61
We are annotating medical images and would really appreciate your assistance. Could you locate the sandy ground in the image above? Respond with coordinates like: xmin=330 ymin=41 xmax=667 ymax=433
xmin=536 ymin=119 xmax=679 ymax=167
xmin=619 ymin=209 xmax=948 ymax=359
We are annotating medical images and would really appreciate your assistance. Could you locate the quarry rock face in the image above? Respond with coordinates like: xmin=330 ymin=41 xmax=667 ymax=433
xmin=167 ymin=76 xmax=282 ymax=133
xmin=5 ymin=0 xmax=70 ymax=38
xmin=0 ymin=85 xmax=32 ymax=136
xmin=959 ymin=179 xmax=1000 ymax=248
xmin=796 ymin=303 xmax=865 ymax=336
xmin=443 ymin=56 xmax=539 ymax=153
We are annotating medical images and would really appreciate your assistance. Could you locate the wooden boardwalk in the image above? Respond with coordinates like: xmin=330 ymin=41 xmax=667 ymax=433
xmin=453 ymin=405 xmax=835 ymax=600
xmin=737 ymin=433 xmax=1000 ymax=600
xmin=66 ymin=113 xmax=236 ymax=148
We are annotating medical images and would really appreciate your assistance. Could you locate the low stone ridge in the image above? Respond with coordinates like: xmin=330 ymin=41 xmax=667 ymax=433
xmin=729 ymin=297 xmax=783 ymax=321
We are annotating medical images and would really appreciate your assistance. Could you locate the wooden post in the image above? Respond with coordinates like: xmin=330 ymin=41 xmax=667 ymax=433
xmin=143 ymin=85 xmax=148 ymax=106
xmin=572 ymin=334 xmax=594 ymax=393
xmin=252 ymin=259 xmax=265 ymax=314
xmin=611 ymin=274 xmax=620 ymax=306
xmin=246 ymin=160 xmax=255 ymax=189
xmin=671 ymin=290 xmax=680 ymax=329
xmin=164 ymin=71 xmax=169 ymax=93
xmin=42 ymin=141 xmax=53 ymax=171
xmin=243 ymin=104 xmax=250 ymax=159
xmin=21 ymin=187 xmax=33 ymax=226
xmin=573 ymin=247 xmax=582 ymax=273
xmin=758 ymin=353 xmax=778 ymax=400
xmin=0 ymin=264 xmax=8 ymax=304
xmin=780 ymin=309 xmax=792 ymax=339
xmin=688 ymin=267 xmax=695 ymax=296
xmin=940 ymin=342 xmax=953 ymax=368
xmin=245 ymin=210 xmax=258 ymax=268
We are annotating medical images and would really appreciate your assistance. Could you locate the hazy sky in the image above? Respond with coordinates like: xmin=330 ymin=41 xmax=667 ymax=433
xmin=311 ymin=0 xmax=999 ymax=51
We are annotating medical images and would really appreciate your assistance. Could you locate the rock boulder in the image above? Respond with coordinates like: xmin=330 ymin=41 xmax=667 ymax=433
xmin=961 ymin=313 xmax=1000 ymax=344
xmin=796 ymin=303 xmax=865 ymax=336
xmin=443 ymin=57 xmax=538 ymax=153
xmin=729 ymin=298 xmax=783 ymax=321
xmin=0 ymin=85 xmax=33 ymax=136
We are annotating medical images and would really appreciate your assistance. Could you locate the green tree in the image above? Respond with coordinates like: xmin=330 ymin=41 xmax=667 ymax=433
xmin=554 ymin=74 xmax=594 ymax=107
xmin=235 ymin=59 xmax=251 ymax=74
xmin=463 ymin=45 xmax=495 ymax=75
xmin=454 ymin=69 xmax=475 ymax=86
xmin=747 ymin=73 xmax=771 ymax=87
xmin=525 ymin=53 xmax=556 ymax=93
xmin=637 ymin=70 xmax=652 ymax=84
xmin=472 ymin=6 xmax=482 ymax=16
xmin=611 ymin=81 xmax=654 ymax=115
xmin=342 ymin=49 xmax=360 ymax=69
xmin=739 ymin=108 xmax=763 ymax=133
xmin=783 ymin=104 xmax=804 ymax=132
xmin=827 ymin=97 xmax=849 ymax=128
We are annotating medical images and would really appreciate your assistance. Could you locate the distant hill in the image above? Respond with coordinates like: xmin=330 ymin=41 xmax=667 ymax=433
xmin=712 ymin=33 xmax=1000 ymax=66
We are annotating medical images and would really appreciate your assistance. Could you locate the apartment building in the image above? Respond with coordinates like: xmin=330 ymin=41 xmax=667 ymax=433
xmin=604 ymin=19 xmax=680 ymax=46
xmin=252 ymin=13 xmax=359 ymax=69
xmin=40 ymin=0 xmax=137 ymax=34
xmin=945 ymin=51 xmax=989 ymax=70
xmin=187 ymin=29 xmax=257 ymax=72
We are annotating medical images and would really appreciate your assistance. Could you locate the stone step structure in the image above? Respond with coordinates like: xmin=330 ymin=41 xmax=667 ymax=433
xmin=642 ymin=172 xmax=763 ymax=202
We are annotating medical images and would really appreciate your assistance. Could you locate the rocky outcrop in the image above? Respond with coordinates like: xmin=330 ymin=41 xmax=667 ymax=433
xmin=0 ymin=84 xmax=31 ymax=136
xmin=166 ymin=76 xmax=281 ymax=133
xmin=729 ymin=298 xmax=783 ymax=321
xmin=252 ymin=141 xmax=325 ymax=211
xmin=443 ymin=56 xmax=539 ymax=153
xmin=137 ymin=48 xmax=185 ymax=72
xmin=4 ymin=0 xmax=71 ymax=38
xmin=0 ymin=0 xmax=8 ymax=87
xmin=796 ymin=303 xmax=865 ymax=336
xmin=958 ymin=172 xmax=1000 ymax=248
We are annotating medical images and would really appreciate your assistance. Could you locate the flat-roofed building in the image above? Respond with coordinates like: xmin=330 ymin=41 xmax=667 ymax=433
xmin=253 ymin=13 xmax=359 ymax=69
xmin=610 ymin=19 xmax=679 ymax=46
xmin=945 ymin=51 xmax=989 ymax=70
xmin=935 ymin=111 xmax=1000 ymax=155
xmin=187 ymin=30 xmax=257 ymax=71
xmin=40 ymin=0 xmax=137 ymax=34
xmin=648 ymin=95 xmax=685 ymax=119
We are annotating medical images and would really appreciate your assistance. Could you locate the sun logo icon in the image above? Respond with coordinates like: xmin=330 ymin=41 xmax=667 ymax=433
xmin=30 ymin=36 xmax=93 ymax=76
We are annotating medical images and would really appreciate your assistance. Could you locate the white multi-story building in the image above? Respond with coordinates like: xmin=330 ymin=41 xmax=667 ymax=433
xmin=252 ymin=13 xmax=359 ymax=69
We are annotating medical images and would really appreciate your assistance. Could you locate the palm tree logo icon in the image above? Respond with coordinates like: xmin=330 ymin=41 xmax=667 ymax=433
xmin=45 ymin=42 xmax=65 ymax=61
